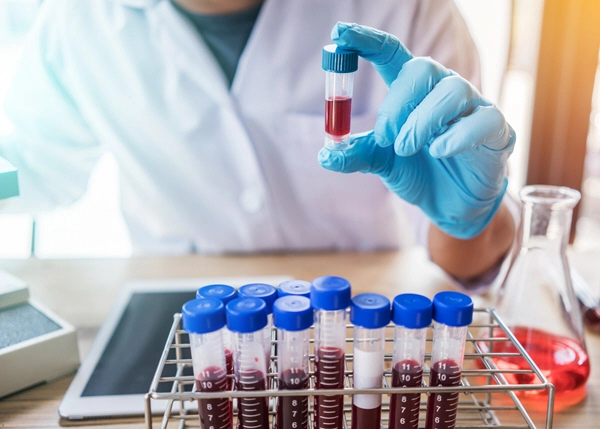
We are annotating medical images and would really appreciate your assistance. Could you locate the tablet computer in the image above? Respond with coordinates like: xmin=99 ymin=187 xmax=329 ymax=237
xmin=58 ymin=275 xmax=290 ymax=420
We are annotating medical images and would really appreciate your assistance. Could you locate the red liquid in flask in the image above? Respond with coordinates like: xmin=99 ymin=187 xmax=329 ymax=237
xmin=236 ymin=369 xmax=269 ymax=429
xmin=425 ymin=359 xmax=461 ymax=429
xmin=482 ymin=326 xmax=590 ymax=410
xmin=196 ymin=366 xmax=233 ymax=429
xmin=350 ymin=405 xmax=380 ymax=429
xmin=225 ymin=349 xmax=234 ymax=390
xmin=276 ymin=369 xmax=309 ymax=429
xmin=314 ymin=347 xmax=345 ymax=429
xmin=389 ymin=360 xmax=423 ymax=429
xmin=325 ymin=97 xmax=352 ymax=140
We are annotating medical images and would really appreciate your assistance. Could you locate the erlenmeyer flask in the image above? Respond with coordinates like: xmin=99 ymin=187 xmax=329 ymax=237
xmin=491 ymin=185 xmax=590 ymax=411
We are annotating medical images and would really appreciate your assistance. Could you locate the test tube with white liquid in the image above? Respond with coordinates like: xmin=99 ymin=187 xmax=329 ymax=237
xmin=273 ymin=296 xmax=313 ymax=429
xmin=425 ymin=292 xmax=473 ymax=429
xmin=310 ymin=276 xmax=351 ymax=429
xmin=350 ymin=293 xmax=390 ymax=429
xmin=182 ymin=298 xmax=233 ymax=429
xmin=389 ymin=294 xmax=432 ymax=429
xmin=226 ymin=298 xmax=271 ymax=429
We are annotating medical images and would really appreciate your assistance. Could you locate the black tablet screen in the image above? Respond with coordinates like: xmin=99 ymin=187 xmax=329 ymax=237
xmin=82 ymin=291 xmax=195 ymax=396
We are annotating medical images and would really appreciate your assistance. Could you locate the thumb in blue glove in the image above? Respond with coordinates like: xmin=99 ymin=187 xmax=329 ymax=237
xmin=318 ymin=22 xmax=516 ymax=240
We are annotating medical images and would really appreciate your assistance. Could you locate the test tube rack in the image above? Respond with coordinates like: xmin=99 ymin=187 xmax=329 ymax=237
xmin=144 ymin=308 xmax=555 ymax=429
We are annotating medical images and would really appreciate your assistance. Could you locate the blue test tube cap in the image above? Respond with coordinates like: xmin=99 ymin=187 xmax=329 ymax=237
xmin=350 ymin=293 xmax=391 ymax=329
xmin=322 ymin=44 xmax=359 ymax=73
xmin=196 ymin=284 xmax=237 ymax=305
xmin=226 ymin=297 xmax=268 ymax=333
xmin=392 ymin=293 xmax=432 ymax=329
xmin=273 ymin=296 xmax=314 ymax=332
xmin=432 ymin=291 xmax=474 ymax=327
xmin=310 ymin=276 xmax=351 ymax=311
xmin=182 ymin=298 xmax=226 ymax=334
xmin=238 ymin=283 xmax=277 ymax=314
xmin=278 ymin=280 xmax=312 ymax=299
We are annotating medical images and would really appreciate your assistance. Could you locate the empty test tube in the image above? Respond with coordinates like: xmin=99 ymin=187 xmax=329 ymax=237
xmin=389 ymin=294 xmax=432 ymax=429
xmin=310 ymin=276 xmax=352 ymax=429
xmin=273 ymin=296 xmax=313 ymax=429
xmin=226 ymin=298 xmax=271 ymax=429
xmin=425 ymin=292 xmax=473 ymax=429
xmin=350 ymin=293 xmax=391 ymax=429
xmin=322 ymin=44 xmax=358 ymax=150
xmin=182 ymin=298 xmax=233 ymax=429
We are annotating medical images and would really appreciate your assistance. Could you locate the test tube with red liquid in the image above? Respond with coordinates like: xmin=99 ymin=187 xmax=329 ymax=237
xmin=273 ymin=296 xmax=313 ymax=429
xmin=239 ymin=283 xmax=278 ymax=372
xmin=277 ymin=280 xmax=312 ymax=299
xmin=389 ymin=294 xmax=432 ymax=429
xmin=322 ymin=44 xmax=358 ymax=151
xmin=310 ymin=276 xmax=352 ymax=429
xmin=425 ymin=292 xmax=473 ymax=429
xmin=182 ymin=298 xmax=233 ymax=429
xmin=349 ymin=293 xmax=391 ymax=429
xmin=197 ymin=284 xmax=238 ymax=389
xmin=226 ymin=298 xmax=271 ymax=429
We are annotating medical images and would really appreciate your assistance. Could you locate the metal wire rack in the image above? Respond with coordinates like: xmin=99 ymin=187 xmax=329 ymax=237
xmin=144 ymin=308 xmax=555 ymax=429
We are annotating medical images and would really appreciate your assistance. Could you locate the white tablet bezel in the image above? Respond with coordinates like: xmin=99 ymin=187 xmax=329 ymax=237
xmin=58 ymin=275 xmax=291 ymax=420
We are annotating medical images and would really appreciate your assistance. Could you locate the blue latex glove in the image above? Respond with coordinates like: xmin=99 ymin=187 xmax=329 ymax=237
xmin=318 ymin=23 xmax=516 ymax=240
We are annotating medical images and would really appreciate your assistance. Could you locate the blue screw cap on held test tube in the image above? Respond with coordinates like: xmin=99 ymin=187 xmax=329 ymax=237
xmin=322 ymin=44 xmax=359 ymax=73
xmin=278 ymin=280 xmax=312 ymax=299
xmin=432 ymin=291 xmax=474 ymax=327
xmin=392 ymin=293 xmax=433 ymax=329
xmin=238 ymin=283 xmax=277 ymax=314
xmin=196 ymin=284 xmax=237 ymax=304
xmin=226 ymin=297 xmax=268 ymax=333
xmin=310 ymin=276 xmax=351 ymax=311
xmin=350 ymin=293 xmax=391 ymax=329
xmin=182 ymin=298 xmax=226 ymax=334
xmin=273 ymin=296 xmax=314 ymax=332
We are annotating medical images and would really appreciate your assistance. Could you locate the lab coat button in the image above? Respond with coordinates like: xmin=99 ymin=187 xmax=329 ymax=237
xmin=240 ymin=191 xmax=263 ymax=213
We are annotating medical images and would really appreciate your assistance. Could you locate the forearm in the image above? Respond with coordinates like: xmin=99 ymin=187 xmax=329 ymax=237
xmin=428 ymin=203 xmax=515 ymax=281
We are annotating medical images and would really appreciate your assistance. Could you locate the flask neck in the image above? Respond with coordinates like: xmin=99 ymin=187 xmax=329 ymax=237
xmin=519 ymin=202 xmax=572 ymax=252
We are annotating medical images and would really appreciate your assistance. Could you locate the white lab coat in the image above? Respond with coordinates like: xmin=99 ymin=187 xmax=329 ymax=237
xmin=0 ymin=0 xmax=480 ymax=255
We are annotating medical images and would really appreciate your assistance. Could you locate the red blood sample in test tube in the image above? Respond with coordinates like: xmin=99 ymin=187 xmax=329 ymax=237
xmin=182 ymin=298 xmax=233 ymax=429
xmin=273 ymin=296 xmax=313 ymax=429
xmin=322 ymin=44 xmax=358 ymax=151
xmin=310 ymin=276 xmax=352 ymax=429
xmin=226 ymin=298 xmax=271 ymax=429
xmin=389 ymin=294 xmax=432 ymax=429
xmin=425 ymin=292 xmax=473 ymax=429
xmin=349 ymin=293 xmax=391 ymax=429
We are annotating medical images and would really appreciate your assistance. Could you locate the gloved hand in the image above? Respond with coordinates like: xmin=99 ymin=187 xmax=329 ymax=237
xmin=318 ymin=23 xmax=516 ymax=240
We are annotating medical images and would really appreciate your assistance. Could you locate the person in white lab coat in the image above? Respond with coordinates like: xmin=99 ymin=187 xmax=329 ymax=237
xmin=0 ymin=0 xmax=515 ymax=285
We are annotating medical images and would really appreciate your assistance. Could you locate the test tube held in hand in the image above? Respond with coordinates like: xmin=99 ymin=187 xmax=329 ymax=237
xmin=182 ymin=298 xmax=233 ymax=429
xmin=310 ymin=276 xmax=352 ymax=429
xmin=425 ymin=292 xmax=473 ymax=429
xmin=273 ymin=296 xmax=313 ymax=429
xmin=196 ymin=284 xmax=238 ymax=389
xmin=322 ymin=44 xmax=358 ymax=151
xmin=226 ymin=298 xmax=271 ymax=429
xmin=389 ymin=294 xmax=432 ymax=429
xmin=350 ymin=293 xmax=391 ymax=429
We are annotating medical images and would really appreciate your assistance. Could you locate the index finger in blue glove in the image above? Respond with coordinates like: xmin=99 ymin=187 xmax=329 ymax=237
xmin=331 ymin=22 xmax=413 ymax=87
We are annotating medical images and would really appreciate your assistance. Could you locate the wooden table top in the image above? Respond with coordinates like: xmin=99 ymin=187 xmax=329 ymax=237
xmin=0 ymin=249 xmax=598 ymax=428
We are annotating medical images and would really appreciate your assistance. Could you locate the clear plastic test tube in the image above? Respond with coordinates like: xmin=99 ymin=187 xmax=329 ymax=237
xmin=273 ymin=296 xmax=313 ymax=429
xmin=310 ymin=276 xmax=352 ymax=429
xmin=226 ymin=298 xmax=271 ymax=429
xmin=350 ymin=293 xmax=391 ymax=429
xmin=322 ymin=44 xmax=358 ymax=151
xmin=197 ymin=284 xmax=238 ymax=389
xmin=389 ymin=294 xmax=432 ymax=429
xmin=425 ymin=292 xmax=473 ymax=429
xmin=277 ymin=280 xmax=312 ymax=299
xmin=182 ymin=298 xmax=233 ymax=429
xmin=238 ymin=283 xmax=278 ymax=370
